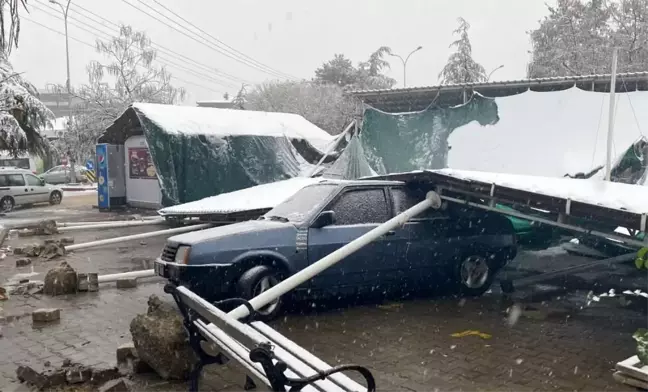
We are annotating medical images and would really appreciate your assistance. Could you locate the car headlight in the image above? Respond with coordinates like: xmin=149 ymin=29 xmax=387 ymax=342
xmin=174 ymin=246 xmax=191 ymax=264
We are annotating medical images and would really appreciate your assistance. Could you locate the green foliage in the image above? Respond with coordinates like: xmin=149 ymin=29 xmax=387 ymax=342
xmin=633 ymin=328 xmax=648 ymax=365
xmin=313 ymin=48 xmax=396 ymax=90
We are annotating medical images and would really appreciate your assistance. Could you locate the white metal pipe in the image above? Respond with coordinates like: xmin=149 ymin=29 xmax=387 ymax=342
xmin=59 ymin=219 xmax=165 ymax=232
xmin=605 ymin=47 xmax=619 ymax=181
xmin=98 ymin=269 xmax=156 ymax=283
xmin=228 ymin=191 xmax=442 ymax=320
xmin=65 ymin=223 xmax=211 ymax=252
xmin=308 ymin=120 xmax=355 ymax=177
xmin=58 ymin=216 xmax=161 ymax=227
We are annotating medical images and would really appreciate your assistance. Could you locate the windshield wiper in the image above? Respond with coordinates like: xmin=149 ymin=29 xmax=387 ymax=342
xmin=264 ymin=215 xmax=289 ymax=222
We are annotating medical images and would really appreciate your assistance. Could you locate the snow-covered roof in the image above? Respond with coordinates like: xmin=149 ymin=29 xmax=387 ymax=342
xmin=447 ymin=87 xmax=648 ymax=178
xmin=158 ymin=177 xmax=325 ymax=216
xmin=132 ymin=103 xmax=334 ymax=149
xmin=435 ymin=168 xmax=648 ymax=215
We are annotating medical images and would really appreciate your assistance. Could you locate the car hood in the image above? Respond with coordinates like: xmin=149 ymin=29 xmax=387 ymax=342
xmin=169 ymin=219 xmax=294 ymax=246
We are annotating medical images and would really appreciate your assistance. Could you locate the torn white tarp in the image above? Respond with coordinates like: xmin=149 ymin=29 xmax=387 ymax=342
xmin=435 ymin=168 xmax=648 ymax=215
xmin=448 ymin=87 xmax=648 ymax=177
xmin=158 ymin=177 xmax=324 ymax=216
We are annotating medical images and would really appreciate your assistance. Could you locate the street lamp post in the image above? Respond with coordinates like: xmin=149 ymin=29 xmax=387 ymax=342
xmin=389 ymin=46 xmax=423 ymax=88
xmin=486 ymin=65 xmax=504 ymax=82
xmin=50 ymin=0 xmax=77 ymax=183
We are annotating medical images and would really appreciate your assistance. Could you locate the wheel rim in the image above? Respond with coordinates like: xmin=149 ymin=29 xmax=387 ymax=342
xmin=252 ymin=275 xmax=280 ymax=316
xmin=51 ymin=193 xmax=61 ymax=203
xmin=1 ymin=198 xmax=12 ymax=211
xmin=460 ymin=256 xmax=489 ymax=289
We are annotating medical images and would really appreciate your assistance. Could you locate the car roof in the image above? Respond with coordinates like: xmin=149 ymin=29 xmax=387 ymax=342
xmin=0 ymin=167 xmax=31 ymax=173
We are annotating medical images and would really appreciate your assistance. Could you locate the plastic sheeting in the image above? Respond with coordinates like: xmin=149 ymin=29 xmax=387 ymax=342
xmin=448 ymin=87 xmax=648 ymax=178
xmin=360 ymin=94 xmax=499 ymax=174
xmin=130 ymin=103 xmax=333 ymax=206
xmin=322 ymin=134 xmax=377 ymax=180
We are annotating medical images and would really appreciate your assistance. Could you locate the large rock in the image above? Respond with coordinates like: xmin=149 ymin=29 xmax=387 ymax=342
xmin=43 ymin=261 xmax=77 ymax=296
xmin=129 ymin=295 xmax=198 ymax=380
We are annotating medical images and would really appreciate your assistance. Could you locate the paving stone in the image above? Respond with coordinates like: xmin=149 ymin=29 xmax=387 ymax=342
xmin=15 ymin=258 xmax=31 ymax=267
xmin=32 ymin=308 xmax=61 ymax=323
xmin=116 ymin=342 xmax=137 ymax=363
xmin=99 ymin=377 xmax=132 ymax=392
xmin=65 ymin=366 xmax=92 ymax=384
xmin=116 ymin=278 xmax=138 ymax=289
xmin=15 ymin=365 xmax=48 ymax=389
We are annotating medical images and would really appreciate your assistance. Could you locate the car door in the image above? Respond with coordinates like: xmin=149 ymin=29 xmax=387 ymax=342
xmin=24 ymin=173 xmax=49 ymax=203
xmin=388 ymin=187 xmax=453 ymax=290
xmin=42 ymin=167 xmax=60 ymax=184
xmin=307 ymin=187 xmax=392 ymax=294
xmin=6 ymin=173 xmax=29 ymax=205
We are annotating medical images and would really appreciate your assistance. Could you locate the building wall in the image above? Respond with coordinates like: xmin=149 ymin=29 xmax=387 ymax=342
xmin=124 ymin=136 xmax=162 ymax=209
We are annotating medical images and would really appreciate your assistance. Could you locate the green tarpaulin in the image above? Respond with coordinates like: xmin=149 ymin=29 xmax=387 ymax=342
xmin=360 ymin=95 xmax=499 ymax=174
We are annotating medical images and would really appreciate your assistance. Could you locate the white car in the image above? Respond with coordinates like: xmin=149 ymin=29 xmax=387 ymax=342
xmin=0 ymin=168 xmax=64 ymax=211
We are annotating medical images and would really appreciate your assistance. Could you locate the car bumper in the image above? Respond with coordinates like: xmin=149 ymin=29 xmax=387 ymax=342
xmin=154 ymin=258 xmax=237 ymax=300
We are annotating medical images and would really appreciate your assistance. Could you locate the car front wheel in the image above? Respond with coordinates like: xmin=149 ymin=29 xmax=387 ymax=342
xmin=1 ymin=196 xmax=14 ymax=212
xmin=49 ymin=191 xmax=62 ymax=205
xmin=237 ymin=265 xmax=284 ymax=321
xmin=455 ymin=255 xmax=495 ymax=297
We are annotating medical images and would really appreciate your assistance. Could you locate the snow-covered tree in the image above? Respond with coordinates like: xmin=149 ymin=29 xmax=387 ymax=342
xmin=60 ymin=25 xmax=185 ymax=163
xmin=314 ymin=48 xmax=396 ymax=90
xmin=438 ymin=18 xmax=487 ymax=84
xmin=0 ymin=55 xmax=53 ymax=157
xmin=0 ymin=0 xmax=28 ymax=55
xmin=528 ymin=0 xmax=648 ymax=77
xmin=244 ymin=81 xmax=356 ymax=134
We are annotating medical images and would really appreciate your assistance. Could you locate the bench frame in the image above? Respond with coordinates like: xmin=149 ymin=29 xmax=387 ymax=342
xmin=165 ymin=283 xmax=374 ymax=392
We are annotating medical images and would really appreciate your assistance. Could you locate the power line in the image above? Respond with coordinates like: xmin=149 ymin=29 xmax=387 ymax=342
xmin=22 ymin=17 xmax=227 ymax=96
xmin=150 ymin=0 xmax=296 ymax=80
xmin=121 ymin=0 xmax=295 ymax=80
xmin=30 ymin=2 xmax=237 ymax=91
xmin=32 ymin=0 xmax=244 ymax=89
xmin=69 ymin=2 xmax=252 ymax=85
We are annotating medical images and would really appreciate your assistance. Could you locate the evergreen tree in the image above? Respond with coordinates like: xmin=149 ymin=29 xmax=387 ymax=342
xmin=438 ymin=18 xmax=487 ymax=84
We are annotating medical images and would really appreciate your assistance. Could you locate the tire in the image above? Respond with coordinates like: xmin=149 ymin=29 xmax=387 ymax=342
xmin=237 ymin=265 xmax=284 ymax=321
xmin=49 ymin=191 xmax=62 ymax=205
xmin=454 ymin=255 xmax=496 ymax=297
xmin=1 ymin=196 xmax=14 ymax=212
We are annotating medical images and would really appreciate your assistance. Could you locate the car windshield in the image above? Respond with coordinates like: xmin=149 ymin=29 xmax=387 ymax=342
xmin=263 ymin=184 xmax=337 ymax=223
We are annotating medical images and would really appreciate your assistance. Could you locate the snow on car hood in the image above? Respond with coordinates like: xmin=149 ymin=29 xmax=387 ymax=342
xmin=168 ymin=219 xmax=291 ymax=245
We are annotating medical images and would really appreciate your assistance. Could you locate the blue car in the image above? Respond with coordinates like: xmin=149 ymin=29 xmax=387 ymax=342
xmin=155 ymin=179 xmax=517 ymax=320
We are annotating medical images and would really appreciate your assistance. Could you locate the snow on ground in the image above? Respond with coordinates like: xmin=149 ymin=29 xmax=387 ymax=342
xmin=436 ymin=168 xmax=648 ymax=215
xmin=159 ymin=177 xmax=324 ymax=215
xmin=63 ymin=189 xmax=97 ymax=198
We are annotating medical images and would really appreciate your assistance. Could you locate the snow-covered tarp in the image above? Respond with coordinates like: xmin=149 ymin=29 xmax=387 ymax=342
xmin=158 ymin=177 xmax=323 ymax=216
xmin=448 ymin=87 xmax=648 ymax=177
xmin=434 ymin=168 xmax=648 ymax=216
xmin=126 ymin=103 xmax=335 ymax=206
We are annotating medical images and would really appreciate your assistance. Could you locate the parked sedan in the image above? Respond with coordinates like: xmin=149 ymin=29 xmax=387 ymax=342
xmin=40 ymin=165 xmax=89 ymax=184
xmin=155 ymin=180 xmax=518 ymax=320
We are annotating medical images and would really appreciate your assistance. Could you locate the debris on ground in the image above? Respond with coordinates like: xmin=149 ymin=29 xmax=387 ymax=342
xmin=77 ymin=273 xmax=99 ymax=292
xmin=450 ymin=330 xmax=492 ymax=339
xmin=15 ymin=257 xmax=32 ymax=267
xmin=15 ymin=361 xmax=123 ymax=391
xmin=32 ymin=308 xmax=61 ymax=323
xmin=43 ymin=261 xmax=77 ymax=296
xmin=129 ymin=294 xmax=198 ymax=380
xmin=7 ymin=280 xmax=44 ymax=296
xmin=116 ymin=278 xmax=138 ymax=289
xmin=40 ymin=242 xmax=66 ymax=260
xmin=116 ymin=342 xmax=153 ymax=375
xmin=0 ymin=286 xmax=7 ymax=301
xmin=44 ymin=237 xmax=75 ymax=246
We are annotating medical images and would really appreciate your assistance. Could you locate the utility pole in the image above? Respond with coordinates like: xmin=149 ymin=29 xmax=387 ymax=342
xmin=389 ymin=46 xmax=423 ymax=88
xmin=486 ymin=65 xmax=504 ymax=82
xmin=50 ymin=0 xmax=77 ymax=183
xmin=605 ymin=48 xmax=619 ymax=182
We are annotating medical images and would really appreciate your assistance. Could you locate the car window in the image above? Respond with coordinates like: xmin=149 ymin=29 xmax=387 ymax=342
xmin=25 ymin=174 xmax=41 ymax=186
xmin=7 ymin=174 xmax=25 ymax=186
xmin=391 ymin=187 xmax=441 ymax=219
xmin=329 ymin=188 xmax=389 ymax=225
xmin=0 ymin=175 xmax=7 ymax=187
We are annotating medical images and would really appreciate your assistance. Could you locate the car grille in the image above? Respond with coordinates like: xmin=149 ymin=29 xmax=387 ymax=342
xmin=161 ymin=244 xmax=178 ymax=262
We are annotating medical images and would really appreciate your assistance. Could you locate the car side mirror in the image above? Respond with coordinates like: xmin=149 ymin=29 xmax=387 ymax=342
xmin=39 ymin=178 xmax=45 ymax=185
xmin=311 ymin=210 xmax=335 ymax=228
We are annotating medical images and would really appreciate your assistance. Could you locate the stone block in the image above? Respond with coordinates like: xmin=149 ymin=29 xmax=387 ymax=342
xmin=116 ymin=278 xmax=137 ymax=289
xmin=15 ymin=258 xmax=31 ymax=267
xmin=77 ymin=273 xmax=89 ymax=292
xmin=91 ymin=366 xmax=121 ymax=384
xmin=116 ymin=342 xmax=137 ymax=363
xmin=32 ymin=308 xmax=61 ymax=323
xmin=16 ymin=365 xmax=49 ymax=389
xmin=65 ymin=366 xmax=92 ymax=384
xmin=87 ymin=273 xmax=99 ymax=292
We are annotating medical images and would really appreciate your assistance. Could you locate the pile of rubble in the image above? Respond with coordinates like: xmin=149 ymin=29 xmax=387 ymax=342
xmin=17 ymin=360 xmax=131 ymax=391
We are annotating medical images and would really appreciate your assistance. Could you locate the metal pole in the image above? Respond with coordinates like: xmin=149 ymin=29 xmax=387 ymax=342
xmin=228 ymin=191 xmax=442 ymax=320
xmin=308 ymin=120 xmax=355 ymax=177
xmin=58 ymin=218 xmax=165 ymax=232
xmin=486 ymin=65 xmax=504 ymax=82
xmin=605 ymin=48 xmax=619 ymax=181
xmin=390 ymin=46 xmax=422 ymax=88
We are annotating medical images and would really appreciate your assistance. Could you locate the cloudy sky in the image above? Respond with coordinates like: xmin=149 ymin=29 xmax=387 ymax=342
xmin=12 ymin=0 xmax=554 ymax=104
